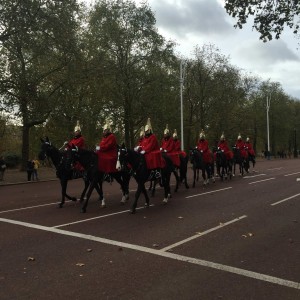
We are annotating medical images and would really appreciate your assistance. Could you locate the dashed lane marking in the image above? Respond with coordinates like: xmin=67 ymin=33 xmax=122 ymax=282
xmin=0 ymin=217 xmax=299 ymax=290
xmin=185 ymin=187 xmax=232 ymax=199
xmin=161 ymin=215 xmax=247 ymax=252
xmin=284 ymin=171 xmax=300 ymax=177
xmin=271 ymin=193 xmax=300 ymax=206
xmin=243 ymin=174 xmax=266 ymax=179
xmin=248 ymin=178 xmax=275 ymax=185
xmin=54 ymin=205 xmax=154 ymax=228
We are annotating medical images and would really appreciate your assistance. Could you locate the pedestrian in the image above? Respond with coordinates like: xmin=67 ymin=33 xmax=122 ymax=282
xmin=0 ymin=156 xmax=7 ymax=181
xmin=26 ymin=160 xmax=34 ymax=181
xmin=32 ymin=158 xmax=40 ymax=181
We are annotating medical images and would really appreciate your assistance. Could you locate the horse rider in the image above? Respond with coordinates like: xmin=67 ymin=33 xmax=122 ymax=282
xmin=234 ymin=133 xmax=248 ymax=160
xmin=245 ymin=137 xmax=255 ymax=157
xmin=135 ymin=118 xmax=164 ymax=178
xmin=96 ymin=121 xmax=118 ymax=181
xmin=64 ymin=120 xmax=85 ymax=174
xmin=196 ymin=129 xmax=213 ymax=165
xmin=161 ymin=124 xmax=180 ymax=167
xmin=172 ymin=129 xmax=187 ymax=158
xmin=217 ymin=133 xmax=233 ymax=161
xmin=64 ymin=120 xmax=85 ymax=150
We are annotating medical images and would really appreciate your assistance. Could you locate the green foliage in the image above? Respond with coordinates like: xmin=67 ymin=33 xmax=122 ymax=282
xmin=224 ymin=0 xmax=300 ymax=41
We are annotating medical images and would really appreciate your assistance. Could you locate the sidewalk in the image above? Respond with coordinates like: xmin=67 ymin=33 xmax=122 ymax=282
xmin=0 ymin=166 xmax=58 ymax=186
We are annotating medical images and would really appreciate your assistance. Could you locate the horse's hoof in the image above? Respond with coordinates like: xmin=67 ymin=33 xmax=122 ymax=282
xmin=101 ymin=204 xmax=107 ymax=208
xmin=162 ymin=199 xmax=168 ymax=204
xmin=58 ymin=204 xmax=63 ymax=208
xmin=144 ymin=203 xmax=149 ymax=208
xmin=71 ymin=197 xmax=77 ymax=202
xmin=129 ymin=209 xmax=136 ymax=214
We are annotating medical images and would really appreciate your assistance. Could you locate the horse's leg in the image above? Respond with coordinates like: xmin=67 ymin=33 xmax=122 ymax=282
xmin=80 ymin=180 xmax=97 ymax=213
xmin=202 ymin=168 xmax=207 ymax=185
xmin=79 ymin=178 xmax=90 ymax=203
xmin=192 ymin=167 xmax=196 ymax=188
xmin=141 ymin=184 xmax=150 ymax=208
xmin=59 ymin=179 xmax=67 ymax=208
xmin=162 ymin=172 xmax=171 ymax=204
xmin=131 ymin=183 xmax=143 ymax=214
xmin=173 ymin=169 xmax=180 ymax=192
xmin=113 ymin=173 xmax=129 ymax=205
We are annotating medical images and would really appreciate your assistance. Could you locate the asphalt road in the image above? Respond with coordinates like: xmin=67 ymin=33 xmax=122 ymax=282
xmin=1 ymin=159 xmax=300 ymax=300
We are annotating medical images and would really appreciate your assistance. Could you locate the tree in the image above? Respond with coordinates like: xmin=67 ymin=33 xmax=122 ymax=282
xmin=0 ymin=0 xmax=81 ymax=169
xmin=86 ymin=0 xmax=177 ymax=147
xmin=224 ymin=0 xmax=300 ymax=41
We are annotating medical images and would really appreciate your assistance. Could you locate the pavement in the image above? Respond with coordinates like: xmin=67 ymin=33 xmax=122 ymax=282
xmin=0 ymin=166 xmax=58 ymax=186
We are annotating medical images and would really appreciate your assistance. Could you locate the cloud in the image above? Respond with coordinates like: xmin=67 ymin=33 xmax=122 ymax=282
xmin=151 ymin=0 xmax=232 ymax=38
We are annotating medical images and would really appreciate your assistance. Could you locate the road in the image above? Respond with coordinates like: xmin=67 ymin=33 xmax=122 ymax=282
xmin=1 ymin=159 xmax=300 ymax=299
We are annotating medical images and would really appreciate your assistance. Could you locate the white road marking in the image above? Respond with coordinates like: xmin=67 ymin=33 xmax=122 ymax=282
xmin=248 ymin=178 xmax=275 ymax=185
xmin=161 ymin=215 xmax=247 ymax=252
xmin=54 ymin=205 xmax=154 ymax=228
xmin=243 ymin=174 xmax=266 ymax=179
xmin=267 ymin=167 xmax=282 ymax=171
xmin=1 ymin=217 xmax=299 ymax=290
xmin=0 ymin=202 xmax=59 ymax=214
xmin=271 ymin=193 xmax=300 ymax=206
xmin=185 ymin=187 xmax=232 ymax=199
xmin=284 ymin=172 xmax=300 ymax=177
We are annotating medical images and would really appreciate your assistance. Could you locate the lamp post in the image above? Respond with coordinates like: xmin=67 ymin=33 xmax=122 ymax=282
xmin=180 ymin=60 xmax=186 ymax=151
xmin=266 ymin=95 xmax=271 ymax=159
xmin=294 ymin=128 xmax=298 ymax=158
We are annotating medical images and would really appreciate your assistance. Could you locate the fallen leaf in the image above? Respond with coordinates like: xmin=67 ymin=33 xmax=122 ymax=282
xmin=86 ymin=249 xmax=92 ymax=252
xmin=241 ymin=234 xmax=248 ymax=238
xmin=178 ymin=216 xmax=183 ymax=219
xmin=76 ymin=263 xmax=85 ymax=267
xmin=27 ymin=257 xmax=35 ymax=261
xmin=248 ymin=233 xmax=254 ymax=237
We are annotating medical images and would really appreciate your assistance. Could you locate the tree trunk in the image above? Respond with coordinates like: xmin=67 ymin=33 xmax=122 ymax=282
xmin=21 ymin=125 xmax=30 ymax=171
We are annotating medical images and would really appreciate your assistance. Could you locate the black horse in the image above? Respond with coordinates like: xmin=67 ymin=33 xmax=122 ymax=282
xmin=38 ymin=137 xmax=102 ymax=208
xmin=232 ymin=146 xmax=249 ymax=176
xmin=189 ymin=148 xmax=214 ymax=187
xmin=246 ymin=150 xmax=256 ymax=171
xmin=148 ymin=152 xmax=189 ymax=196
xmin=214 ymin=147 xmax=232 ymax=181
xmin=117 ymin=145 xmax=174 ymax=214
xmin=71 ymin=147 xmax=131 ymax=213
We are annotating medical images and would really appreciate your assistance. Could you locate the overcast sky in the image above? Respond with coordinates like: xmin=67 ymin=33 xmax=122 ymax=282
xmin=84 ymin=0 xmax=300 ymax=99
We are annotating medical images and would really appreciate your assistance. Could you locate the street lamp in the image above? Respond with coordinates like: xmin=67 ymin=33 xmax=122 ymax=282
xmin=266 ymin=95 xmax=271 ymax=159
xmin=180 ymin=60 xmax=186 ymax=151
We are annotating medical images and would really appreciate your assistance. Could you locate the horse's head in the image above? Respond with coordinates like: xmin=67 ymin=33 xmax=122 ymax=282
xmin=189 ymin=148 xmax=202 ymax=165
xmin=116 ymin=143 xmax=128 ymax=171
xmin=39 ymin=136 xmax=53 ymax=161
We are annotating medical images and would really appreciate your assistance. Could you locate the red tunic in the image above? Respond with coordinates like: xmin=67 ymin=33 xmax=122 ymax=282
xmin=218 ymin=140 xmax=233 ymax=160
xmin=67 ymin=135 xmax=85 ymax=149
xmin=161 ymin=137 xmax=180 ymax=167
xmin=235 ymin=140 xmax=248 ymax=159
xmin=245 ymin=142 xmax=255 ymax=156
xmin=140 ymin=134 xmax=165 ymax=169
xmin=67 ymin=135 xmax=85 ymax=171
xmin=97 ymin=133 xmax=118 ymax=173
xmin=196 ymin=139 xmax=213 ymax=164
xmin=173 ymin=139 xmax=187 ymax=158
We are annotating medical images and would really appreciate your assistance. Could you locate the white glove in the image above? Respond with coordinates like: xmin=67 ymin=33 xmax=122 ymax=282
xmin=64 ymin=141 xmax=68 ymax=145
xmin=140 ymin=150 xmax=145 ymax=154
xmin=200 ymin=150 xmax=203 ymax=153
xmin=134 ymin=146 xmax=140 ymax=152
xmin=160 ymin=147 xmax=163 ymax=151
xmin=164 ymin=149 xmax=167 ymax=152
xmin=96 ymin=146 xmax=100 ymax=151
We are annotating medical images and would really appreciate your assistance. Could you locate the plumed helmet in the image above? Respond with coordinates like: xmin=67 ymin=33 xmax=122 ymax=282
xmin=139 ymin=126 xmax=145 ymax=138
xmin=199 ymin=129 xmax=205 ymax=139
xmin=237 ymin=133 xmax=242 ymax=140
xmin=103 ymin=120 xmax=112 ymax=132
xmin=173 ymin=129 xmax=178 ymax=138
xmin=220 ymin=132 xmax=225 ymax=141
xmin=74 ymin=120 xmax=81 ymax=132
xmin=164 ymin=124 xmax=170 ymax=135
xmin=144 ymin=118 xmax=152 ymax=133
xmin=246 ymin=137 xmax=250 ymax=142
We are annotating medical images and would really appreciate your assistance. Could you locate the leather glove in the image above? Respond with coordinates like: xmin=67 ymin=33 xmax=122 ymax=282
xmin=140 ymin=150 xmax=145 ymax=154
